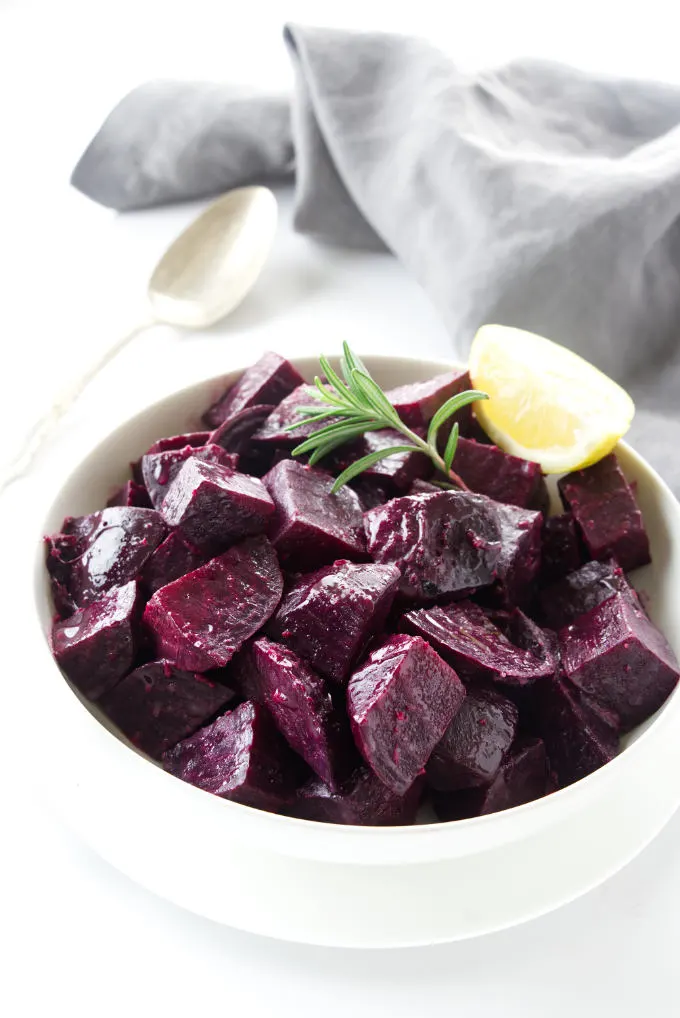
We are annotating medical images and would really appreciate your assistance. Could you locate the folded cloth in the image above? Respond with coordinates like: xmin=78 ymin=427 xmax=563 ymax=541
xmin=72 ymin=25 xmax=680 ymax=493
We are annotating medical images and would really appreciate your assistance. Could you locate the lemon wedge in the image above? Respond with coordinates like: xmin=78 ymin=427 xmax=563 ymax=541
xmin=468 ymin=325 xmax=635 ymax=474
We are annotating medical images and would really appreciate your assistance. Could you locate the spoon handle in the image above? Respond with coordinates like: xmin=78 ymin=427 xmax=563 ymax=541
xmin=1 ymin=316 xmax=156 ymax=494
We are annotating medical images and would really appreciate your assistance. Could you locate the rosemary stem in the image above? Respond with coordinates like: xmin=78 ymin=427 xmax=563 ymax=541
xmin=398 ymin=425 xmax=470 ymax=492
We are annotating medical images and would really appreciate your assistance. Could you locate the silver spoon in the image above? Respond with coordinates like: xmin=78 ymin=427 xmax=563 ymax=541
xmin=1 ymin=185 xmax=278 ymax=492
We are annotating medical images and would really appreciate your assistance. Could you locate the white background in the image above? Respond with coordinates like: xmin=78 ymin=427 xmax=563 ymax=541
xmin=2 ymin=1 xmax=680 ymax=1014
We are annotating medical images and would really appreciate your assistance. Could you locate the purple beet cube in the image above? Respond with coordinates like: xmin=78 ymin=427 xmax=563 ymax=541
xmin=143 ymin=535 xmax=283 ymax=671
xmin=451 ymin=437 xmax=548 ymax=511
xmin=432 ymin=738 xmax=551 ymax=820
xmin=106 ymin=480 xmax=152 ymax=509
xmin=164 ymin=701 xmax=301 ymax=811
xmin=142 ymin=441 xmax=239 ymax=510
xmin=268 ymin=560 xmax=401 ymax=684
xmin=540 ymin=512 xmax=584 ymax=585
xmin=385 ymin=368 xmax=473 ymax=430
xmin=47 ymin=507 xmax=167 ymax=611
xmin=350 ymin=477 xmax=392 ymax=511
xmin=426 ymin=688 xmax=519 ymax=791
xmin=99 ymin=660 xmax=234 ymax=759
xmin=52 ymin=580 xmax=141 ymax=700
xmin=364 ymin=490 xmax=502 ymax=603
xmin=253 ymin=384 xmax=340 ymax=445
xmin=330 ymin=429 xmax=432 ymax=492
xmin=160 ymin=458 xmax=274 ymax=549
xmin=489 ymin=500 xmax=543 ymax=609
xmin=558 ymin=454 xmax=651 ymax=572
xmin=559 ymin=591 xmax=680 ymax=729
xmin=202 ymin=352 xmax=304 ymax=429
xmin=293 ymin=769 xmax=424 ymax=826
xmin=140 ymin=531 xmax=208 ymax=595
xmin=540 ymin=558 xmax=639 ymax=630
xmin=144 ymin=432 xmax=211 ymax=456
xmin=408 ymin=479 xmax=441 ymax=495
xmin=402 ymin=600 xmax=556 ymax=688
xmin=250 ymin=638 xmax=352 ymax=787
xmin=263 ymin=460 xmax=366 ymax=567
xmin=347 ymin=634 xmax=466 ymax=794
xmin=209 ymin=404 xmax=275 ymax=456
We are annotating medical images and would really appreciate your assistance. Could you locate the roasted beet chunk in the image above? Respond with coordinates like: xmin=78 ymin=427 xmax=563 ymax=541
xmin=164 ymin=701 xmax=300 ymax=811
xmin=347 ymin=634 xmax=465 ymax=794
xmin=489 ymin=500 xmax=543 ymax=609
xmin=144 ymin=432 xmax=211 ymax=456
xmin=160 ymin=458 xmax=274 ymax=549
xmin=253 ymin=384 xmax=340 ymax=444
xmin=250 ymin=638 xmax=351 ymax=787
xmin=426 ymin=688 xmax=519 ymax=791
xmin=143 ymin=536 xmax=283 ymax=671
xmin=142 ymin=442 xmax=239 ymax=510
xmin=52 ymin=580 xmax=140 ymax=700
xmin=433 ymin=738 xmax=551 ymax=820
xmin=559 ymin=591 xmax=680 ymax=730
xmin=209 ymin=404 xmax=275 ymax=455
xmin=264 ymin=460 xmax=365 ymax=567
xmin=140 ymin=531 xmax=208 ymax=595
xmin=540 ymin=512 xmax=584 ymax=585
xmin=268 ymin=560 xmax=401 ymax=684
xmin=402 ymin=601 xmax=555 ymax=688
xmin=558 ymin=454 xmax=651 ymax=572
xmin=385 ymin=368 xmax=472 ymax=429
xmin=350 ymin=477 xmax=392 ymax=511
xmin=364 ymin=491 xmax=501 ymax=603
xmin=106 ymin=480 xmax=152 ymax=509
xmin=331 ymin=429 xmax=432 ymax=492
xmin=451 ymin=438 xmax=548 ymax=511
xmin=48 ymin=507 xmax=166 ymax=610
xmin=540 ymin=558 xmax=639 ymax=630
xmin=293 ymin=770 xmax=423 ymax=825
xmin=99 ymin=660 xmax=234 ymax=759
xmin=202 ymin=352 xmax=304 ymax=429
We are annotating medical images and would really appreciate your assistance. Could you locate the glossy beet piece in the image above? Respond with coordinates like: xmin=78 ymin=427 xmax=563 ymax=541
xmin=540 ymin=512 xmax=584 ymax=585
xmin=331 ymin=429 xmax=432 ymax=492
xmin=143 ymin=536 xmax=283 ymax=671
xmin=559 ymin=591 xmax=680 ymax=730
xmin=52 ymin=580 xmax=140 ymax=700
xmin=250 ymin=638 xmax=350 ymax=786
xmin=160 ymin=458 xmax=274 ymax=549
xmin=253 ymin=384 xmax=340 ymax=444
xmin=432 ymin=738 xmax=551 ymax=820
xmin=408 ymin=479 xmax=440 ymax=495
xmin=364 ymin=491 xmax=502 ymax=603
xmin=402 ymin=600 xmax=555 ymax=687
xmin=209 ymin=404 xmax=275 ymax=455
xmin=540 ymin=558 xmax=638 ymax=630
xmin=385 ymin=368 xmax=472 ymax=429
xmin=558 ymin=454 xmax=651 ymax=572
xmin=142 ymin=442 xmax=239 ymax=510
xmin=145 ymin=432 xmax=211 ymax=455
xmin=140 ymin=531 xmax=208 ymax=595
xmin=99 ymin=660 xmax=234 ymax=759
xmin=426 ymin=688 xmax=519 ymax=791
xmin=106 ymin=480 xmax=152 ymax=509
xmin=347 ymin=634 xmax=465 ymax=794
xmin=263 ymin=460 xmax=365 ymax=567
xmin=293 ymin=770 xmax=423 ymax=826
xmin=451 ymin=437 xmax=548 ymax=511
xmin=490 ymin=500 xmax=543 ymax=609
xmin=48 ymin=507 xmax=167 ymax=610
xmin=268 ymin=560 xmax=401 ymax=684
xmin=164 ymin=701 xmax=300 ymax=811
xmin=351 ymin=477 xmax=392 ymax=511
xmin=202 ymin=352 xmax=304 ymax=429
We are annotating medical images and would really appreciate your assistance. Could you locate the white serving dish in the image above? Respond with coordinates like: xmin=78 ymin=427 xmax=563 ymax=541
xmin=21 ymin=355 xmax=680 ymax=947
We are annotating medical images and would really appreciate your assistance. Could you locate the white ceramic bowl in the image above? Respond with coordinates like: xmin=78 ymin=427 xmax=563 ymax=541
xmin=23 ymin=355 xmax=680 ymax=947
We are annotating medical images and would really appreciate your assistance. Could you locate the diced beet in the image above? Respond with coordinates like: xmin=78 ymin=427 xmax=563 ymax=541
xmin=145 ymin=432 xmax=211 ymax=455
xmin=164 ymin=701 xmax=301 ymax=811
xmin=384 ymin=368 xmax=472 ymax=429
xmin=143 ymin=535 xmax=283 ymax=671
xmin=432 ymin=738 xmax=551 ymax=820
xmin=408 ymin=479 xmax=441 ymax=495
xmin=45 ymin=533 xmax=82 ymax=618
xmin=558 ymin=454 xmax=651 ymax=572
xmin=364 ymin=490 xmax=502 ymax=603
xmin=527 ymin=676 xmax=619 ymax=787
xmin=253 ymin=384 xmax=340 ymax=444
xmin=140 ymin=531 xmax=208 ymax=595
xmin=202 ymin=352 xmax=304 ymax=429
xmin=293 ymin=770 xmax=423 ymax=825
xmin=330 ymin=429 xmax=432 ymax=492
xmin=426 ymin=688 xmax=519 ymax=791
xmin=209 ymin=404 xmax=275 ymax=455
xmin=540 ymin=513 xmax=584 ymax=585
xmin=142 ymin=442 xmax=239 ymax=510
xmin=402 ymin=601 xmax=556 ymax=688
xmin=451 ymin=437 xmax=548 ymax=511
xmin=160 ymin=458 xmax=274 ymax=549
xmin=106 ymin=481 xmax=152 ymax=509
xmin=488 ymin=500 xmax=543 ymax=609
xmin=52 ymin=580 xmax=141 ymax=700
xmin=540 ymin=559 xmax=638 ymax=630
xmin=559 ymin=591 xmax=680 ymax=729
xmin=268 ymin=560 xmax=401 ymax=684
xmin=351 ymin=477 xmax=392 ymax=511
xmin=250 ymin=638 xmax=351 ymax=787
xmin=347 ymin=634 xmax=465 ymax=794
xmin=263 ymin=460 xmax=366 ymax=567
xmin=489 ymin=607 xmax=558 ymax=668
xmin=47 ymin=507 xmax=167 ymax=610
xmin=99 ymin=660 xmax=234 ymax=759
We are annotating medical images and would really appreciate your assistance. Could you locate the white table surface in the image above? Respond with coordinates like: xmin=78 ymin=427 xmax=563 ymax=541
xmin=3 ymin=2 xmax=680 ymax=1014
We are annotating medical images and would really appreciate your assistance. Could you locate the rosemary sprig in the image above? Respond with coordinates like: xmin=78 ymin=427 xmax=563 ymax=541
xmin=286 ymin=342 xmax=489 ymax=494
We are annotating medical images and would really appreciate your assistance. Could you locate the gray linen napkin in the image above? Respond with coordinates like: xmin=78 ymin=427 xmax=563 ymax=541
xmin=72 ymin=24 xmax=680 ymax=493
